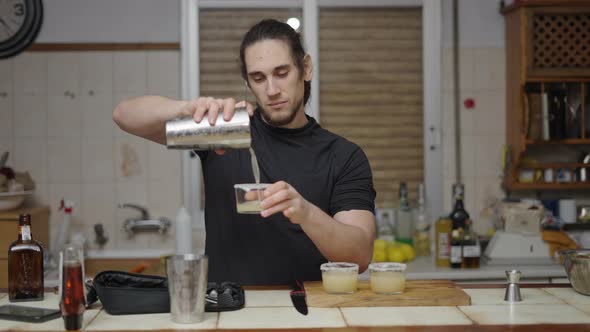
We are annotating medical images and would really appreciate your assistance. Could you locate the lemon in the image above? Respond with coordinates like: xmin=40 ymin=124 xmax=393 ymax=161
xmin=387 ymin=245 xmax=406 ymax=262
xmin=374 ymin=239 xmax=388 ymax=250
xmin=373 ymin=247 xmax=387 ymax=262
xmin=400 ymin=243 xmax=416 ymax=261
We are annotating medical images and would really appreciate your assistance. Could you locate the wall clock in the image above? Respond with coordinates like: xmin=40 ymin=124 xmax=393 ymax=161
xmin=0 ymin=0 xmax=43 ymax=59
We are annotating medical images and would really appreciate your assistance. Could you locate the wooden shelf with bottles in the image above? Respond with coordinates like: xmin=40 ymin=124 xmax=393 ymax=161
xmin=503 ymin=1 xmax=590 ymax=191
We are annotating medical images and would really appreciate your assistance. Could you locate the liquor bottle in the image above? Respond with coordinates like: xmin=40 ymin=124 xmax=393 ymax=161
xmin=462 ymin=219 xmax=481 ymax=268
xmin=8 ymin=213 xmax=44 ymax=302
xmin=60 ymin=246 xmax=86 ymax=330
xmin=449 ymin=228 xmax=463 ymax=269
xmin=435 ymin=217 xmax=452 ymax=267
xmin=395 ymin=182 xmax=414 ymax=245
xmin=449 ymin=184 xmax=469 ymax=269
xmin=413 ymin=183 xmax=430 ymax=256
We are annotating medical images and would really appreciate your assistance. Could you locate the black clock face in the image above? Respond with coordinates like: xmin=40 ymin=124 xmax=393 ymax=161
xmin=0 ymin=0 xmax=43 ymax=59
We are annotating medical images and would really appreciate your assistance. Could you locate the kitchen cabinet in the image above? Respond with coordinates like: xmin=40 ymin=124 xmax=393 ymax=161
xmin=502 ymin=0 xmax=590 ymax=191
xmin=0 ymin=205 xmax=50 ymax=288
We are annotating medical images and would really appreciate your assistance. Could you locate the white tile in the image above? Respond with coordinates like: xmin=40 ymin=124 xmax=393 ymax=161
xmin=47 ymin=138 xmax=82 ymax=183
xmin=460 ymin=135 xmax=475 ymax=178
xmin=441 ymin=91 xmax=455 ymax=138
xmin=80 ymin=52 xmax=113 ymax=94
xmin=459 ymin=91 xmax=475 ymax=136
xmin=543 ymin=287 xmax=590 ymax=305
xmin=147 ymin=51 xmax=180 ymax=95
xmin=0 ymin=136 xmax=12 ymax=156
xmin=474 ymin=91 xmax=506 ymax=136
xmin=244 ymin=290 xmax=292 ymax=307
xmin=87 ymin=311 xmax=218 ymax=330
xmin=0 ymin=56 xmax=13 ymax=94
xmin=82 ymin=138 xmax=115 ymax=183
xmin=463 ymin=288 xmax=565 ymax=305
xmin=13 ymin=93 xmax=47 ymax=137
xmin=341 ymin=306 xmax=472 ymax=326
xmin=115 ymin=133 xmax=148 ymax=181
xmin=463 ymin=176 xmax=476 ymax=217
xmin=218 ymin=307 xmax=346 ymax=329
xmin=47 ymin=95 xmax=82 ymax=137
xmin=459 ymin=48 xmax=476 ymax=93
xmin=148 ymin=143 xmax=181 ymax=181
xmin=459 ymin=304 xmax=590 ymax=325
xmin=443 ymin=177 xmax=454 ymax=211
xmin=81 ymin=92 xmax=115 ymax=138
xmin=147 ymin=179 xmax=181 ymax=225
xmin=113 ymin=52 xmax=147 ymax=94
xmin=13 ymin=137 xmax=47 ymax=184
xmin=0 ymin=93 xmax=13 ymax=137
xmin=571 ymin=304 xmax=590 ymax=315
xmin=442 ymin=133 xmax=456 ymax=180
xmin=81 ymin=182 xmax=116 ymax=250
xmin=47 ymin=52 xmax=80 ymax=96
xmin=473 ymin=176 xmax=505 ymax=234
xmin=0 ymin=293 xmax=101 ymax=331
xmin=441 ymin=48 xmax=454 ymax=93
xmin=474 ymin=135 xmax=504 ymax=178
xmin=473 ymin=48 xmax=505 ymax=92
xmin=13 ymin=53 xmax=47 ymax=94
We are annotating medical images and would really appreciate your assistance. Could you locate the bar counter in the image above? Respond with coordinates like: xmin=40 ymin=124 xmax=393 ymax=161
xmin=1 ymin=283 xmax=589 ymax=331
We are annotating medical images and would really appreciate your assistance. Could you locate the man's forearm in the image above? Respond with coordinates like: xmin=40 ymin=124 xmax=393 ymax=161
xmin=113 ymin=95 xmax=187 ymax=145
xmin=299 ymin=205 xmax=374 ymax=272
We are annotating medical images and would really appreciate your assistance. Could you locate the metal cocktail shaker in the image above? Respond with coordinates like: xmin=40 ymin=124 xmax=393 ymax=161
xmin=165 ymin=107 xmax=250 ymax=150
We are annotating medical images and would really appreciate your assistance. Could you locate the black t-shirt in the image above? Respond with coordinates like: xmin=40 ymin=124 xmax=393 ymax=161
xmin=198 ymin=109 xmax=375 ymax=285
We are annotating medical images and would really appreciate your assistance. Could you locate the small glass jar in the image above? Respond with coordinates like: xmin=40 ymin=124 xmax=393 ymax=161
xmin=320 ymin=262 xmax=359 ymax=294
xmin=369 ymin=262 xmax=407 ymax=294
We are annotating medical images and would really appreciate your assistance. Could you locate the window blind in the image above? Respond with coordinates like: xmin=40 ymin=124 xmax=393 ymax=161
xmin=319 ymin=8 xmax=424 ymax=207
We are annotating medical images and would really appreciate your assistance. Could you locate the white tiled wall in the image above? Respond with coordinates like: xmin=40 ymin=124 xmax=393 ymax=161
xmin=441 ymin=47 xmax=507 ymax=235
xmin=0 ymin=50 xmax=183 ymax=253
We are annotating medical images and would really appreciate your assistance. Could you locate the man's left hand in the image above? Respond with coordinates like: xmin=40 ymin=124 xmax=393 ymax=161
xmin=260 ymin=181 xmax=313 ymax=224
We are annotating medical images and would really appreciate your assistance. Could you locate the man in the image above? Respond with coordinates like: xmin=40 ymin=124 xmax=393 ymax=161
xmin=113 ymin=19 xmax=376 ymax=285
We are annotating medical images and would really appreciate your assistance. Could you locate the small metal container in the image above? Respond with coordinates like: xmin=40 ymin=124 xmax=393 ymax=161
xmin=560 ymin=249 xmax=590 ymax=296
xmin=166 ymin=107 xmax=250 ymax=150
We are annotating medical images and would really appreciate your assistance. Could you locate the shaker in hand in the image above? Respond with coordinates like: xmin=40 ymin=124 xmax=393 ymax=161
xmin=165 ymin=107 xmax=250 ymax=150
xmin=59 ymin=246 xmax=86 ymax=330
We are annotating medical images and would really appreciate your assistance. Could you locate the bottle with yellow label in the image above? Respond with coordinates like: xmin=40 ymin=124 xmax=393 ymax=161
xmin=435 ymin=217 xmax=452 ymax=267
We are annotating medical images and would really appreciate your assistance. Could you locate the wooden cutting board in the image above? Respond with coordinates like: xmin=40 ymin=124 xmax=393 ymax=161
xmin=305 ymin=279 xmax=471 ymax=307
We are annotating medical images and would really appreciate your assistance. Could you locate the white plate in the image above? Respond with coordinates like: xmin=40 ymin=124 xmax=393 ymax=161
xmin=0 ymin=190 xmax=34 ymax=211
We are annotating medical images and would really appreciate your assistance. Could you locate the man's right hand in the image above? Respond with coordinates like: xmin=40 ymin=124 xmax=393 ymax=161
xmin=180 ymin=97 xmax=254 ymax=126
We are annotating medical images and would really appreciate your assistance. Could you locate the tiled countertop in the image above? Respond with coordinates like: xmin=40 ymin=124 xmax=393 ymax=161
xmin=2 ymin=286 xmax=590 ymax=331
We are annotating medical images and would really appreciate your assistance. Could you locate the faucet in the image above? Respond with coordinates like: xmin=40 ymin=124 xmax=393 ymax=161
xmin=118 ymin=203 xmax=171 ymax=237
xmin=119 ymin=203 xmax=150 ymax=220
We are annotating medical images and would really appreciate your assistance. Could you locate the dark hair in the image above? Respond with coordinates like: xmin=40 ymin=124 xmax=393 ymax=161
xmin=239 ymin=19 xmax=311 ymax=105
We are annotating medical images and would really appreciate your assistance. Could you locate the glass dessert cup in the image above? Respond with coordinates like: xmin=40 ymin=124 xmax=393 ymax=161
xmin=369 ymin=262 xmax=407 ymax=294
xmin=320 ymin=262 xmax=359 ymax=294
xmin=234 ymin=183 xmax=270 ymax=214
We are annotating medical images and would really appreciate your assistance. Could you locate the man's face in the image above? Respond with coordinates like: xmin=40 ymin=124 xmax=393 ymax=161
xmin=244 ymin=39 xmax=311 ymax=128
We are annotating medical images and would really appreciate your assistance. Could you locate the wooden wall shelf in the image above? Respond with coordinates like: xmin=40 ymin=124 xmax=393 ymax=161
xmin=503 ymin=2 xmax=590 ymax=191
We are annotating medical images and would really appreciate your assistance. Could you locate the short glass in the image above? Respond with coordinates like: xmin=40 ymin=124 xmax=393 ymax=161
xmin=234 ymin=183 xmax=270 ymax=214
xmin=369 ymin=262 xmax=407 ymax=294
xmin=320 ymin=262 xmax=359 ymax=294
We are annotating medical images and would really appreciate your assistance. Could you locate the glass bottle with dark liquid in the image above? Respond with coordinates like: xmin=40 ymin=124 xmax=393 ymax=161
xmin=449 ymin=184 xmax=469 ymax=269
xmin=8 ymin=213 xmax=44 ymax=302
xmin=60 ymin=246 xmax=86 ymax=330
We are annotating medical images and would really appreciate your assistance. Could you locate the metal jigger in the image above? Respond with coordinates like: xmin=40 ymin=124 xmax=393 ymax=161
xmin=504 ymin=270 xmax=522 ymax=302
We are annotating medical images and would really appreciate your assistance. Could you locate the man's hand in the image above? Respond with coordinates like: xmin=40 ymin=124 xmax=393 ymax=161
xmin=179 ymin=97 xmax=254 ymax=155
xmin=180 ymin=97 xmax=254 ymax=125
xmin=260 ymin=181 xmax=314 ymax=224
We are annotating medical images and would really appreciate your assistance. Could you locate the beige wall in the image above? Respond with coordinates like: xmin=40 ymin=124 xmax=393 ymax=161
xmin=441 ymin=47 xmax=506 ymax=235
xmin=0 ymin=50 xmax=189 ymax=253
